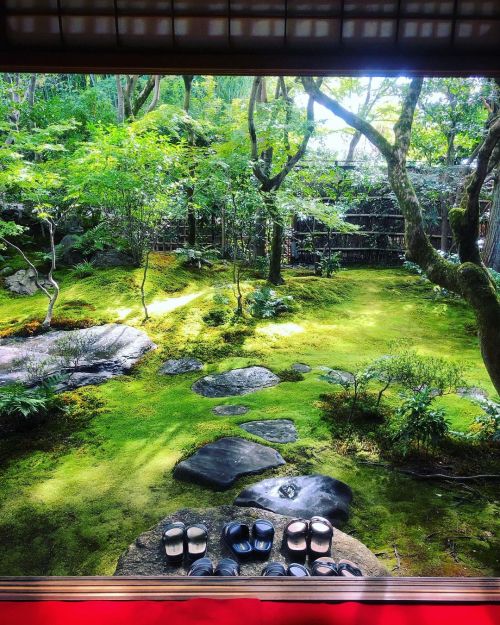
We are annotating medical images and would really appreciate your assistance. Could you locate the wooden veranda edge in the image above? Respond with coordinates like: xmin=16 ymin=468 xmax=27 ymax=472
xmin=0 ymin=577 xmax=499 ymax=603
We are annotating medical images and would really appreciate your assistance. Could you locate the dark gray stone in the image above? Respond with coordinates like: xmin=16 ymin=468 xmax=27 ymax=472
xmin=0 ymin=323 xmax=156 ymax=390
xmin=235 ymin=474 xmax=352 ymax=525
xmin=292 ymin=363 xmax=311 ymax=373
xmin=212 ymin=405 xmax=249 ymax=416
xmin=193 ymin=366 xmax=280 ymax=398
xmin=159 ymin=358 xmax=203 ymax=375
xmin=91 ymin=250 xmax=134 ymax=268
xmin=0 ymin=266 xmax=14 ymax=277
xmin=59 ymin=234 xmax=84 ymax=266
xmin=114 ymin=505 xmax=388 ymax=577
xmin=239 ymin=419 xmax=298 ymax=443
xmin=322 ymin=369 xmax=355 ymax=385
xmin=457 ymin=386 xmax=488 ymax=402
xmin=173 ymin=437 xmax=285 ymax=490
xmin=4 ymin=268 xmax=52 ymax=296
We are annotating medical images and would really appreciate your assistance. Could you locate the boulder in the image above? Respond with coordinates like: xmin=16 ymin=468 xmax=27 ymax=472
xmin=457 ymin=386 xmax=488 ymax=402
xmin=114 ymin=505 xmax=388 ymax=577
xmin=58 ymin=234 xmax=84 ymax=266
xmin=239 ymin=419 xmax=298 ymax=443
xmin=235 ymin=474 xmax=352 ymax=525
xmin=212 ymin=405 xmax=249 ymax=416
xmin=91 ymin=250 xmax=135 ymax=268
xmin=292 ymin=363 xmax=311 ymax=373
xmin=4 ymin=268 xmax=52 ymax=296
xmin=173 ymin=437 xmax=285 ymax=490
xmin=0 ymin=323 xmax=156 ymax=390
xmin=159 ymin=358 xmax=204 ymax=375
xmin=0 ymin=266 xmax=14 ymax=277
xmin=193 ymin=366 xmax=280 ymax=398
xmin=322 ymin=369 xmax=355 ymax=385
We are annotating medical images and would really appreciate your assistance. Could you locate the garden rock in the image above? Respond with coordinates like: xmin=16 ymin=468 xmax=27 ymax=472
xmin=4 ymin=268 xmax=52 ymax=296
xmin=239 ymin=419 xmax=298 ymax=443
xmin=114 ymin=505 xmax=388 ymax=577
xmin=91 ymin=250 xmax=135 ymax=268
xmin=173 ymin=437 xmax=285 ymax=490
xmin=292 ymin=363 xmax=311 ymax=373
xmin=0 ymin=266 xmax=14 ymax=277
xmin=212 ymin=405 xmax=249 ymax=416
xmin=457 ymin=386 xmax=488 ymax=402
xmin=59 ymin=234 xmax=84 ymax=266
xmin=235 ymin=474 xmax=352 ymax=525
xmin=0 ymin=323 xmax=156 ymax=390
xmin=322 ymin=369 xmax=355 ymax=385
xmin=192 ymin=366 xmax=280 ymax=397
xmin=159 ymin=358 xmax=203 ymax=375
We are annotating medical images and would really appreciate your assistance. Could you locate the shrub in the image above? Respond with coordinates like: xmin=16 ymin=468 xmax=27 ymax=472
xmin=0 ymin=378 xmax=63 ymax=433
xmin=468 ymin=400 xmax=500 ymax=443
xmin=247 ymin=286 xmax=293 ymax=319
xmin=203 ymin=309 xmax=229 ymax=327
xmin=317 ymin=251 xmax=342 ymax=278
xmin=319 ymin=390 xmax=387 ymax=424
xmin=252 ymin=256 xmax=270 ymax=278
xmin=393 ymin=389 xmax=450 ymax=456
xmin=277 ymin=368 xmax=304 ymax=382
xmin=72 ymin=260 xmax=95 ymax=278
xmin=174 ymin=247 xmax=216 ymax=269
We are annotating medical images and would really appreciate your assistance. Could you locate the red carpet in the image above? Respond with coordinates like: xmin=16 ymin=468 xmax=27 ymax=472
xmin=0 ymin=600 xmax=499 ymax=625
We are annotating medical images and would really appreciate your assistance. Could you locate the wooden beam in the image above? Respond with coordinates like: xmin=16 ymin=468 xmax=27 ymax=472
xmin=0 ymin=577 xmax=499 ymax=603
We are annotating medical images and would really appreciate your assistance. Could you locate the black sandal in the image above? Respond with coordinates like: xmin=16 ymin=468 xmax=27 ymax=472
xmin=252 ymin=519 xmax=274 ymax=559
xmin=337 ymin=559 xmax=363 ymax=577
xmin=287 ymin=563 xmax=311 ymax=577
xmin=283 ymin=519 xmax=309 ymax=559
xmin=308 ymin=516 xmax=333 ymax=560
xmin=214 ymin=558 xmax=240 ymax=576
xmin=262 ymin=562 xmax=286 ymax=577
xmin=188 ymin=557 xmax=213 ymax=576
xmin=161 ymin=521 xmax=185 ymax=564
xmin=311 ymin=557 xmax=339 ymax=576
xmin=222 ymin=522 xmax=253 ymax=559
xmin=186 ymin=524 xmax=208 ymax=561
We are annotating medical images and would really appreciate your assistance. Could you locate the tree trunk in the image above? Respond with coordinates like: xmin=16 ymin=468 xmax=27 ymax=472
xmin=483 ymin=169 xmax=500 ymax=271
xmin=42 ymin=220 xmax=60 ymax=329
xmin=115 ymin=76 xmax=125 ymax=123
xmin=346 ymin=131 xmax=362 ymax=163
xmin=254 ymin=212 xmax=267 ymax=258
xmin=140 ymin=249 xmax=150 ymax=322
xmin=268 ymin=219 xmax=284 ymax=286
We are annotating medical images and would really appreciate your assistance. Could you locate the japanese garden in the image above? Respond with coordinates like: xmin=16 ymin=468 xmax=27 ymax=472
xmin=0 ymin=73 xmax=498 ymax=578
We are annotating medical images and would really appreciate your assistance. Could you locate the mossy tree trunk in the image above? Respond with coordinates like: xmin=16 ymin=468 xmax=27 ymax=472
xmin=303 ymin=77 xmax=500 ymax=394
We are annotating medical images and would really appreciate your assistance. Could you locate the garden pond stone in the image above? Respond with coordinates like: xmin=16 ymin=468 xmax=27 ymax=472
xmin=173 ymin=436 xmax=285 ymax=490
xmin=159 ymin=358 xmax=203 ymax=375
xmin=192 ymin=366 xmax=280 ymax=397
xmin=239 ymin=419 xmax=298 ymax=443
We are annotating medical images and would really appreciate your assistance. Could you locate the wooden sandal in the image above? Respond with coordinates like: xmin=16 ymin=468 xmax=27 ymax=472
xmin=161 ymin=521 xmax=185 ymax=564
xmin=308 ymin=516 xmax=333 ymax=560
xmin=186 ymin=524 xmax=208 ymax=561
xmin=283 ymin=519 xmax=309 ymax=559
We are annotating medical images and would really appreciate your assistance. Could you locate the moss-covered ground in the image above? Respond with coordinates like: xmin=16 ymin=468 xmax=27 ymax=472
xmin=0 ymin=254 xmax=498 ymax=576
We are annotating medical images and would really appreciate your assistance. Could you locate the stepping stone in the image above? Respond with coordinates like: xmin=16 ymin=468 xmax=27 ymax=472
xmin=239 ymin=419 xmax=298 ymax=443
xmin=114 ymin=506 xmax=389 ymax=577
xmin=457 ymin=386 xmax=488 ymax=402
xmin=213 ymin=405 xmax=249 ymax=416
xmin=159 ymin=358 xmax=203 ymax=375
xmin=173 ymin=437 xmax=285 ymax=490
xmin=292 ymin=363 xmax=311 ymax=373
xmin=192 ymin=366 xmax=280 ymax=398
xmin=235 ymin=474 xmax=352 ymax=525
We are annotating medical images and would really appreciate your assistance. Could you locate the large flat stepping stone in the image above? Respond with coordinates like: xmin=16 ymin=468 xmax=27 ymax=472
xmin=173 ymin=437 xmax=285 ymax=490
xmin=292 ymin=363 xmax=311 ymax=373
xmin=212 ymin=405 xmax=249 ymax=416
xmin=239 ymin=419 xmax=298 ymax=443
xmin=235 ymin=474 xmax=352 ymax=525
xmin=114 ymin=505 xmax=389 ymax=577
xmin=192 ymin=366 xmax=280 ymax=398
xmin=159 ymin=358 xmax=203 ymax=375
xmin=0 ymin=323 xmax=156 ymax=391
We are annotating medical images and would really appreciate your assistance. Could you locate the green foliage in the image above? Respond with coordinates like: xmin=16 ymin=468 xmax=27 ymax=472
xmin=468 ymin=400 xmax=500 ymax=443
xmin=0 ymin=379 xmax=62 ymax=433
xmin=247 ymin=286 xmax=293 ymax=318
xmin=72 ymin=261 xmax=95 ymax=279
xmin=393 ymin=389 xmax=450 ymax=455
xmin=277 ymin=368 xmax=304 ymax=382
xmin=317 ymin=251 xmax=342 ymax=278
xmin=319 ymin=390 xmax=388 ymax=425
xmin=202 ymin=308 xmax=229 ymax=327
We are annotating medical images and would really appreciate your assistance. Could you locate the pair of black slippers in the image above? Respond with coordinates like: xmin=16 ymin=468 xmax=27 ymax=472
xmin=222 ymin=520 xmax=274 ymax=560
xmin=262 ymin=558 xmax=363 ymax=577
xmin=188 ymin=557 xmax=239 ymax=577
xmin=162 ymin=521 xmax=208 ymax=564
xmin=284 ymin=516 xmax=334 ymax=560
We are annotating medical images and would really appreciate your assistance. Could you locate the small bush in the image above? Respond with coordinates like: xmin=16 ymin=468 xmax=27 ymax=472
xmin=278 ymin=368 xmax=304 ymax=382
xmin=247 ymin=286 xmax=293 ymax=319
xmin=319 ymin=391 xmax=388 ymax=424
xmin=72 ymin=261 xmax=95 ymax=278
xmin=252 ymin=256 xmax=270 ymax=278
xmin=203 ymin=309 xmax=229 ymax=327
xmin=220 ymin=325 xmax=253 ymax=344
xmin=468 ymin=400 xmax=500 ymax=443
xmin=0 ymin=379 xmax=64 ymax=433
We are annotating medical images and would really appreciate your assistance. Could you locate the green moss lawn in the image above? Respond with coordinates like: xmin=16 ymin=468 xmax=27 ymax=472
xmin=0 ymin=255 xmax=498 ymax=576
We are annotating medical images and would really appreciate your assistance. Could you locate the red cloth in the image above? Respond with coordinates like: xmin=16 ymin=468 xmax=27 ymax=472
xmin=0 ymin=600 xmax=499 ymax=625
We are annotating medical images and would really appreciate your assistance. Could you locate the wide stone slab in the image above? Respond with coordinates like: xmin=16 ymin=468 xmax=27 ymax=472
xmin=212 ymin=405 xmax=249 ymax=416
xmin=159 ymin=358 xmax=203 ymax=375
xmin=239 ymin=419 xmax=298 ymax=443
xmin=235 ymin=474 xmax=352 ymax=525
xmin=292 ymin=363 xmax=311 ymax=373
xmin=173 ymin=437 xmax=285 ymax=490
xmin=114 ymin=505 xmax=388 ymax=577
xmin=192 ymin=366 xmax=280 ymax=398
xmin=0 ymin=323 xmax=156 ymax=390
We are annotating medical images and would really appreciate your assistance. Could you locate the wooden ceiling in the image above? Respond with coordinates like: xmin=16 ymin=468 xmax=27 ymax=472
xmin=1 ymin=1 xmax=499 ymax=75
